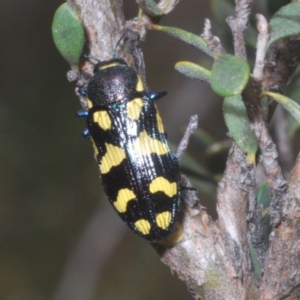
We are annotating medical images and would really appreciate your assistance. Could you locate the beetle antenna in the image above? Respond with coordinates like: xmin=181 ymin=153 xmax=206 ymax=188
xmin=112 ymin=32 xmax=127 ymax=58
xmin=81 ymin=31 xmax=127 ymax=63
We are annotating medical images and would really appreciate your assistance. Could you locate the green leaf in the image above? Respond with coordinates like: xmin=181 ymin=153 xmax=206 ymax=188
xmin=268 ymin=3 xmax=300 ymax=46
xmin=257 ymin=182 xmax=271 ymax=246
xmin=261 ymin=91 xmax=300 ymax=124
xmin=223 ymin=95 xmax=258 ymax=164
xmin=248 ymin=240 xmax=261 ymax=279
xmin=262 ymin=213 xmax=271 ymax=247
xmin=286 ymin=87 xmax=300 ymax=136
xmin=150 ymin=25 xmax=213 ymax=57
xmin=52 ymin=3 xmax=85 ymax=68
xmin=211 ymin=54 xmax=250 ymax=97
xmin=257 ymin=182 xmax=271 ymax=209
xmin=175 ymin=61 xmax=211 ymax=82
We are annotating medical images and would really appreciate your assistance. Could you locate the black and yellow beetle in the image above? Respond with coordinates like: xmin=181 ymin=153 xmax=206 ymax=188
xmin=77 ymin=58 xmax=181 ymax=242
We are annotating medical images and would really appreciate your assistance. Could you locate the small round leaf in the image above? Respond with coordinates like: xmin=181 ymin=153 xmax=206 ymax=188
xmin=52 ymin=3 xmax=85 ymax=68
xmin=211 ymin=54 xmax=250 ymax=97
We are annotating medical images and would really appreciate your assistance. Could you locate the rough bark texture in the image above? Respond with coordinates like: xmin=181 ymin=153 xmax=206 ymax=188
xmin=259 ymin=155 xmax=300 ymax=300
xmin=68 ymin=0 xmax=125 ymax=62
xmin=62 ymin=0 xmax=300 ymax=299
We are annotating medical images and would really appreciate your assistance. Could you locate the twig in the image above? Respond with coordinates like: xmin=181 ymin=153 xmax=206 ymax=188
xmin=201 ymin=19 xmax=226 ymax=56
xmin=240 ymin=8 xmax=287 ymax=230
xmin=176 ymin=115 xmax=198 ymax=161
xmin=226 ymin=0 xmax=253 ymax=59
xmin=253 ymin=14 xmax=269 ymax=81
xmin=136 ymin=0 xmax=179 ymax=17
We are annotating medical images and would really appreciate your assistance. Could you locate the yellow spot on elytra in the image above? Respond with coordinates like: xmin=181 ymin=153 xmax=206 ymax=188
xmin=134 ymin=219 xmax=151 ymax=235
xmin=135 ymin=131 xmax=168 ymax=156
xmin=87 ymin=99 xmax=93 ymax=109
xmin=149 ymin=177 xmax=177 ymax=198
xmin=93 ymin=110 xmax=112 ymax=130
xmin=156 ymin=211 xmax=172 ymax=229
xmin=136 ymin=76 xmax=144 ymax=92
xmin=113 ymin=188 xmax=136 ymax=213
xmin=100 ymin=143 xmax=126 ymax=174
xmin=155 ymin=110 xmax=164 ymax=133
xmin=127 ymin=98 xmax=143 ymax=120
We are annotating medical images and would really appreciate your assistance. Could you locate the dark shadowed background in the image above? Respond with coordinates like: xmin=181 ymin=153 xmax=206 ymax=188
xmin=0 ymin=1 xmax=229 ymax=299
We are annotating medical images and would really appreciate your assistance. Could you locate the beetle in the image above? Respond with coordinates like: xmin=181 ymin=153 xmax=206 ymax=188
xmin=77 ymin=58 xmax=181 ymax=242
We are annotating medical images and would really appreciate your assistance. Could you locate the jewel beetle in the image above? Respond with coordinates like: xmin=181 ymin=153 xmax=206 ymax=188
xmin=77 ymin=58 xmax=181 ymax=242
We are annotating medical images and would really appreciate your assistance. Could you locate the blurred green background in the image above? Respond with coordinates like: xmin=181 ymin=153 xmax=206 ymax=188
xmin=2 ymin=0 xmax=292 ymax=299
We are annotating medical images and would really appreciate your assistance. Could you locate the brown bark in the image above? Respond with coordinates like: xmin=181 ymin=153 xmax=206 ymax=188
xmin=259 ymin=155 xmax=300 ymax=299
